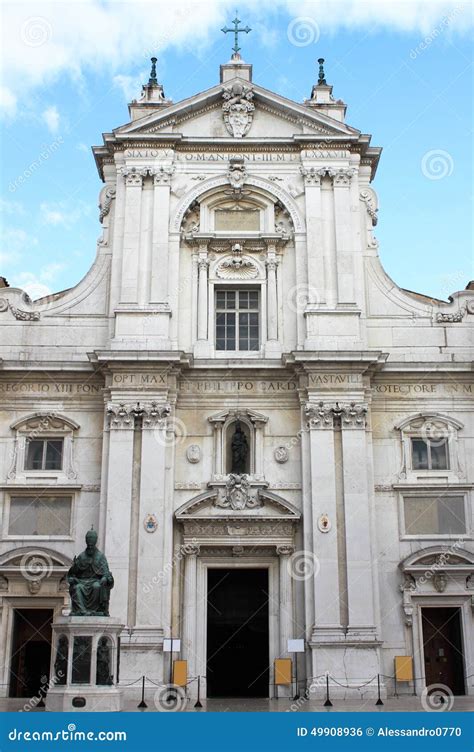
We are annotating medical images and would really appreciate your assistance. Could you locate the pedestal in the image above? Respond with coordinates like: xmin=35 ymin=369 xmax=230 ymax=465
xmin=45 ymin=616 xmax=124 ymax=712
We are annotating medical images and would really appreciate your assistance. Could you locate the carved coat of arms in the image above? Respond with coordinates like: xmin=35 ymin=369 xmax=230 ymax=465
xmin=222 ymin=82 xmax=255 ymax=138
xmin=215 ymin=474 xmax=262 ymax=510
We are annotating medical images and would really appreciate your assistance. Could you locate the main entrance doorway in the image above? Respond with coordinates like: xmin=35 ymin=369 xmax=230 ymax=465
xmin=9 ymin=609 xmax=53 ymax=698
xmin=207 ymin=568 xmax=269 ymax=697
xmin=422 ymin=607 xmax=465 ymax=694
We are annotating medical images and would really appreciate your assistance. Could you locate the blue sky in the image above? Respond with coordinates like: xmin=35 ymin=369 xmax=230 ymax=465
xmin=1 ymin=0 xmax=472 ymax=301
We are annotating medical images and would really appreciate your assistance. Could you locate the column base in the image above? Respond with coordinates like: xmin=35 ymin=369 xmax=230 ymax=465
xmin=193 ymin=340 xmax=212 ymax=358
xmin=309 ymin=633 xmax=383 ymax=699
xmin=46 ymin=686 xmax=123 ymax=712
xmin=264 ymin=339 xmax=282 ymax=357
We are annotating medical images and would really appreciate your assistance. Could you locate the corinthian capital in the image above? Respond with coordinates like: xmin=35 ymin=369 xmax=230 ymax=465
xmin=301 ymin=167 xmax=326 ymax=186
xmin=121 ymin=166 xmax=148 ymax=186
xmin=106 ymin=402 xmax=141 ymax=429
xmin=141 ymin=402 xmax=171 ymax=429
xmin=332 ymin=168 xmax=356 ymax=187
xmin=339 ymin=401 xmax=368 ymax=428
xmin=305 ymin=401 xmax=336 ymax=429
xmin=150 ymin=165 xmax=175 ymax=186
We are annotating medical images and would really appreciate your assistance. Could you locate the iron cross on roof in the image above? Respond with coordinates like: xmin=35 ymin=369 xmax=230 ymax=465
xmin=221 ymin=11 xmax=251 ymax=55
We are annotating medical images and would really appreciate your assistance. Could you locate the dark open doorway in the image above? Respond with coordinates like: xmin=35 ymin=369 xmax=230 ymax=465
xmin=422 ymin=607 xmax=465 ymax=695
xmin=9 ymin=609 xmax=53 ymax=698
xmin=207 ymin=568 xmax=269 ymax=697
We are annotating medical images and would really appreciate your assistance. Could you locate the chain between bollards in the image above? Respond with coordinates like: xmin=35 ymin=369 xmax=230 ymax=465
xmin=323 ymin=673 xmax=332 ymax=707
xmin=137 ymin=675 xmax=147 ymax=709
xmin=194 ymin=675 xmax=203 ymax=708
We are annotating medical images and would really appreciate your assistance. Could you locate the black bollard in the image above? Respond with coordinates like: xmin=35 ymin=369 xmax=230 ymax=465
xmin=137 ymin=675 xmax=147 ymax=709
xmin=375 ymin=674 xmax=384 ymax=706
xmin=323 ymin=674 xmax=333 ymax=707
xmin=194 ymin=675 xmax=203 ymax=708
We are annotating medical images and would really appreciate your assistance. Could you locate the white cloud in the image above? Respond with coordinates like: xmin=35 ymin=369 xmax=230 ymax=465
xmin=6 ymin=263 xmax=65 ymax=300
xmin=0 ymin=85 xmax=17 ymax=119
xmin=76 ymin=142 xmax=89 ymax=153
xmin=0 ymin=198 xmax=25 ymax=216
xmin=1 ymin=1 xmax=469 ymax=123
xmin=42 ymin=105 xmax=60 ymax=133
xmin=39 ymin=200 xmax=92 ymax=228
xmin=0 ymin=228 xmax=38 ymax=267
xmin=12 ymin=273 xmax=52 ymax=300
xmin=113 ymin=73 xmax=145 ymax=102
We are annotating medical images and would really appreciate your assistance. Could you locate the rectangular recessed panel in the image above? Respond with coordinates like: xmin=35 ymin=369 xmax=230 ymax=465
xmin=215 ymin=209 xmax=260 ymax=231
xmin=9 ymin=496 xmax=72 ymax=535
xmin=404 ymin=495 xmax=465 ymax=534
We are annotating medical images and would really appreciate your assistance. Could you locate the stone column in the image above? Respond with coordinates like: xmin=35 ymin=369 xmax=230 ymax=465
xmin=332 ymin=168 xmax=356 ymax=304
xmin=305 ymin=402 xmax=342 ymax=635
xmin=267 ymin=260 xmax=278 ymax=340
xmin=265 ymin=242 xmax=281 ymax=356
xmin=339 ymin=402 xmax=377 ymax=636
xmin=150 ymin=167 xmax=174 ymax=304
xmin=103 ymin=403 xmax=138 ymax=624
xmin=277 ymin=545 xmax=295 ymax=655
xmin=195 ymin=241 xmax=210 ymax=356
xmin=120 ymin=168 xmax=147 ymax=304
xmin=135 ymin=402 xmax=171 ymax=628
xmin=182 ymin=544 xmax=199 ymax=682
xmin=301 ymin=167 xmax=325 ymax=305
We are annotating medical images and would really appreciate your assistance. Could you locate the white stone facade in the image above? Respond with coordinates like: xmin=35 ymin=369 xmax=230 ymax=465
xmin=0 ymin=56 xmax=473 ymax=701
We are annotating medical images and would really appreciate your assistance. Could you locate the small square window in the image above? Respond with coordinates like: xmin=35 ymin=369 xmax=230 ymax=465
xmin=25 ymin=439 xmax=63 ymax=471
xmin=411 ymin=438 xmax=449 ymax=471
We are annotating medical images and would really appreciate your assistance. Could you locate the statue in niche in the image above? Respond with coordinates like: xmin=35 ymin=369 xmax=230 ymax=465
xmin=67 ymin=529 xmax=114 ymax=616
xmin=96 ymin=637 xmax=113 ymax=685
xmin=231 ymin=421 xmax=248 ymax=474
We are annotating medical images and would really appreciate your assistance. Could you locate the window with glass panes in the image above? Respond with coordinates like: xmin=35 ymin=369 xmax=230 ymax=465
xmin=411 ymin=438 xmax=449 ymax=470
xmin=25 ymin=439 xmax=63 ymax=470
xmin=215 ymin=289 xmax=260 ymax=351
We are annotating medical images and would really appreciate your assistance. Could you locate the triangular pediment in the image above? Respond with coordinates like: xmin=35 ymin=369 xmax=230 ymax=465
xmin=115 ymin=79 xmax=358 ymax=141
xmin=175 ymin=486 xmax=301 ymax=520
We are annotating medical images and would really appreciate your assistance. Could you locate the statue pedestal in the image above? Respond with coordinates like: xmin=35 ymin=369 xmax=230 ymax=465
xmin=45 ymin=616 xmax=124 ymax=712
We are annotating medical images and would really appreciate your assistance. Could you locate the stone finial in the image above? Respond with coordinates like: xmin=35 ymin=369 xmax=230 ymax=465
xmin=317 ymin=58 xmax=327 ymax=85
xmin=148 ymin=56 xmax=158 ymax=85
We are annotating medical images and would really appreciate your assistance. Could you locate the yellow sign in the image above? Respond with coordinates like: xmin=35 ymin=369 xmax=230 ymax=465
xmin=274 ymin=658 xmax=292 ymax=685
xmin=173 ymin=660 xmax=187 ymax=687
xmin=394 ymin=656 xmax=413 ymax=682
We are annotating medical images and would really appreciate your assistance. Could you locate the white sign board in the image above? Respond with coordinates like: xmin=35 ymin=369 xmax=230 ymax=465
xmin=288 ymin=639 xmax=305 ymax=653
xmin=163 ymin=639 xmax=181 ymax=653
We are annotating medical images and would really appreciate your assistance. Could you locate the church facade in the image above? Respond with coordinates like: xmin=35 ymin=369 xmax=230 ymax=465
xmin=0 ymin=50 xmax=473 ymax=703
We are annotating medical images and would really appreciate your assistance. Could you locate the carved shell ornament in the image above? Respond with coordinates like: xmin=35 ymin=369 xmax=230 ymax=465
xmin=216 ymin=243 xmax=258 ymax=279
